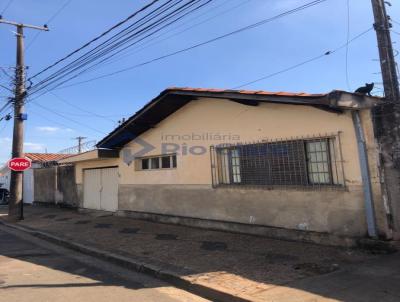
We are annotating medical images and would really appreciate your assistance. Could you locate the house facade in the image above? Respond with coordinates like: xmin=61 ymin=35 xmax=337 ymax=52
xmin=60 ymin=88 xmax=394 ymax=244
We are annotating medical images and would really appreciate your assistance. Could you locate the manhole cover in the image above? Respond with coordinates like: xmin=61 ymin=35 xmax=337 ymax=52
xmin=43 ymin=215 xmax=56 ymax=219
xmin=120 ymin=228 xmax=140 ymax=234
xmin=94 ymin=223 xmax=112 ymax=229
xmin=75 ymin=220 xmax=90 ymax=225
xmin=201 ymin=241 xmax=227 ymax=251
xmin=56 ymin=217 xmax=71 ymax=222
xmin=155 ymin=234 xmax=178 ymax=240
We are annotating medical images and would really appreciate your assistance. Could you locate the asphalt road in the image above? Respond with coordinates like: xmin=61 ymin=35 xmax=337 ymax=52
xmin=0 ymin=225 xmax=209 ymax=302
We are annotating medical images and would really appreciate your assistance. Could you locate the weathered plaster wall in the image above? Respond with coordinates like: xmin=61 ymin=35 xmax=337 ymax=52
xmin=34 ymin=167 xmax=56 ymax=203
xmin=118 ymin=184 xmax=367 ymax=236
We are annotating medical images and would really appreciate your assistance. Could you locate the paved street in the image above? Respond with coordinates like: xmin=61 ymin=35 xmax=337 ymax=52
xmin=0 ymin=225 xmax=209 ymax=302
xmin=1 ymin=206 xmax=400 ymax=301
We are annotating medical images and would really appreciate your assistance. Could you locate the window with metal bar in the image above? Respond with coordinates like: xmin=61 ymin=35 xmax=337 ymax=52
xmin=211 ymin=135 xmax=344 ymax=189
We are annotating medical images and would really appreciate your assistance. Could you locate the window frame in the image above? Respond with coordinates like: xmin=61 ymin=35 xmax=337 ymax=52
xmin=305 ymin=139 xmax=334 ymax=185
xmin=137 ymin=154 xmax=177 ymax=171
xmin=212 ymin=136 xmax=343 ymax=189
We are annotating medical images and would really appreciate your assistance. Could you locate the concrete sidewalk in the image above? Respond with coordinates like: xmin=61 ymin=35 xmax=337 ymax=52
xmin=0 ymin=205 xmax=398 ymax=302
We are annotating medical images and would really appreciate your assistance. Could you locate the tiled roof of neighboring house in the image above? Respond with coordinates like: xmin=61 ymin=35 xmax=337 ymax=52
xmin=24 ymin=153 xmax=72 ymax=163
xmin=167 ymin=87 xmax=328 ymax=98
xmin=96 ymin=87 xmax=382 ymax=149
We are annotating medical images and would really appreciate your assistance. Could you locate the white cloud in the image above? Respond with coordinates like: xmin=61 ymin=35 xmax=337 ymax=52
xmin=24 ymin=142 xmax=45 ymax=152
xmin=0 ymin=137 xmax=11 ymax=143
xmin=36 ymin=126 xmax=60 ymax=133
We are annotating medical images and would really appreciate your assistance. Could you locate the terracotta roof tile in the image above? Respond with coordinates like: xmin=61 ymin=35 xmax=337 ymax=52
xmin=167 ymin=87 xmax=328 ymax=98
xmin=24 ymin=153 xmax=73 ymax=163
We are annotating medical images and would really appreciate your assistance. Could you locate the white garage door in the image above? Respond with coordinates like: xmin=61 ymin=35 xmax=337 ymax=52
xmin=83 ymin=167 xmax=118 ymax=212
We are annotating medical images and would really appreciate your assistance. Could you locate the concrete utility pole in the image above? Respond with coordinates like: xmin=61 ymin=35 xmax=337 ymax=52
xmin=370 ymin=0 xmax=400 ymax=239
xmin=0 ymin=18 xmax=48 ymax=221
xmin=74 ymin=136 xmax=87 ymax=153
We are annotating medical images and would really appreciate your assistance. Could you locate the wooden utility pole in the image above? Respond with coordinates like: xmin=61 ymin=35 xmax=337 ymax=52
xmin=370 ymin=0 xmax=400 ymax=238
xmin=0 ymin=18 xmax=48 ymax=221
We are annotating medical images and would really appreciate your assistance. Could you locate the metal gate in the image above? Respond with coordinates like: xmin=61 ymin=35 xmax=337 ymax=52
xmin=83 ymin=167 xmax=118 ymax=212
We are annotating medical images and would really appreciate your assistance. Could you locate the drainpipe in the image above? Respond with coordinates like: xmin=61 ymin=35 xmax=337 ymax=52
xmin=352 ymin=110 xmax=378 ymax=238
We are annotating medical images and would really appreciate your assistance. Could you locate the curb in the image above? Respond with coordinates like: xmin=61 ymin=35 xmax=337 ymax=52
xmin=0 ymin=220 xmax=254 ymax=302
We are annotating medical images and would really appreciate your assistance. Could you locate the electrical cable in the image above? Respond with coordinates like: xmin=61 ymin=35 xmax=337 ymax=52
xmin=0 ymin=0 xmax=14 ymax=15
xmin=77 ymin=0 xmax=252 ymax=76
xmin=27 ymin=0 xmax=161 ymax=81
xmin=26 ymin=0 xmax=74 ymax=51
xmin=233 ymin=27 xmax=373 ymax=89
xmin=31 ymin=0 xmax=329 ymax=93
xmin=345 ymin=0 xmax=351 ymax=90
xmin=28 ymin=0 xmax=212 ymax=95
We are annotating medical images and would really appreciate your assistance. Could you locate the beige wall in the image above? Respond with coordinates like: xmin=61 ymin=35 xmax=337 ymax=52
xmin=73 ymin=97 xmax=387 ymax=237
xmin=118 ymin=98 xmax=361 ymax=186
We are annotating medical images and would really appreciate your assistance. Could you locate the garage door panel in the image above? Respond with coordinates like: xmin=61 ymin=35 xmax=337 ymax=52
xmin=100 ymin=168 xmax=118 ymax=212
xmin=83 ymin=169 xmax=101 ymax=210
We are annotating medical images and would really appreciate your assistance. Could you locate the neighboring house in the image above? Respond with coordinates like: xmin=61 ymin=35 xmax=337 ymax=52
xmin=59 ymin=87 xmax=393 ymax=244
xmin=0 ymin=153 xmax=72 ymax=204
xmin=24 ymin=153 xmax=72 ymax=204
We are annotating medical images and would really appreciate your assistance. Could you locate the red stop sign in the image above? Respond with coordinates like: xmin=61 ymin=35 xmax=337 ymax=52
xmin=8 ymin=157 xmax=32 ymax=172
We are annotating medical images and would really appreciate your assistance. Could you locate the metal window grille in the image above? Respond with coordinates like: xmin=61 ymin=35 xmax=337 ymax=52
xmin=210 ymin=133 xmax=345 ymax=190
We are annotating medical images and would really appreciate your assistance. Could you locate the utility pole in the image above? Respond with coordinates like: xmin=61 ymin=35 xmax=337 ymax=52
xmin=370 ymin=0 xmax=400 ymax=239
xmin=74 ymin=136 xmax=87 ymax=153
xmin=0 ymin=18 xmax=48 ymax=221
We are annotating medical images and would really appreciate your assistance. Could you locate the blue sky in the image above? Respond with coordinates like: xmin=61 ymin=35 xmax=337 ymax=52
xmin=0 ymin=0 xmax=399 ymax=164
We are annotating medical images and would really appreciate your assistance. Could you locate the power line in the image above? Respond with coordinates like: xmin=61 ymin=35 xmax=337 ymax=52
xmin=27 ymin=0 xmax=189 ymax=92
xmin=28 ymin=0 xmax=160 ymax=81
xmin=38 ymin=0 xmax=329 ymax=92
xmin=29 ymin=102 xmax=106 ymax=135
xmin=83 ymin=0 xmax=252 ymax=75
xmin=46 ymin=0 xmax=218 ymax=83
xmin=48 ymin=91 xmax=116 ymax=123
xmin=28 ymin=0 xmax=213 ymax=95
xmin=0 ymin=0 xmax=14 ymax=15
xmin=233 ymin=27 xmax=373 ymax=89
xmin=28 ymin=107 xmax=82 ymax=133
xmin=345 ymin=0 xmax=351 ymax=91
xmin=26 ymin=0 xmax=74 ymax=51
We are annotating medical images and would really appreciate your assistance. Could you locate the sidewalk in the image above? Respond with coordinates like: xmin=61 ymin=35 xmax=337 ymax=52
xmin=0 ymin=205 xmax=398 ymax=302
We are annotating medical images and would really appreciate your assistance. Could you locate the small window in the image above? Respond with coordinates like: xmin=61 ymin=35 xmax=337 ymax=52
xmin=151 ymin=157 xmax=160 ymax=169
xmin=142 ymin=158 xmax=149 ymax=170
xmin=161 ymin=156 xmax=171 ymax=168
xmin=137 ymin=154 xmax=177 ymax=171
xmin=306 ymin=140 xmax=332 ymax=185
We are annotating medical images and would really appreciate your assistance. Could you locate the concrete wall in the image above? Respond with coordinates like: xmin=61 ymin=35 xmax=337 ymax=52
xmin=119 ymin=184 xmax=367 ymax=236
xmin=72 ymin=98 xmax=386 ymax=238
xmin=57 ymin=166 xmax=79 ymax=207
xmin=34 ymin=167 xmax=56 ymax=203
xmin=34 ymin=166 xmax=79 ymax=207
